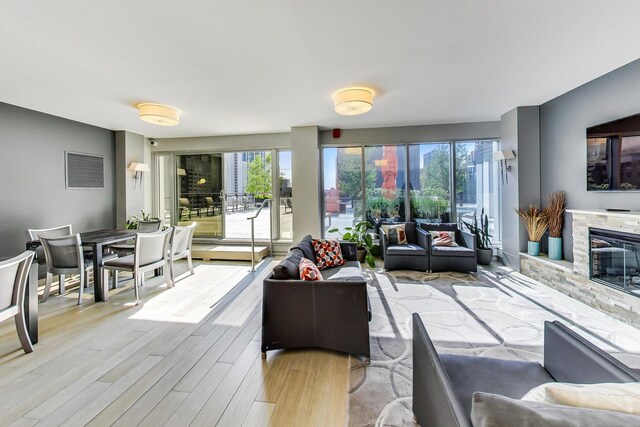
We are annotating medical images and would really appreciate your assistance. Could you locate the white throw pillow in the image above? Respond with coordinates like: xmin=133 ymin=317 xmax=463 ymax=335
xmin=522 ymin=382 xmax=640 ymax=416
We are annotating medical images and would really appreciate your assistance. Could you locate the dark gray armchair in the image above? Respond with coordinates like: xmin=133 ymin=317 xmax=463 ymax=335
xmin=420 ymin=223 xmax=477 ymax=273
xmin=381 ymin=222 xmax=430 ymax=271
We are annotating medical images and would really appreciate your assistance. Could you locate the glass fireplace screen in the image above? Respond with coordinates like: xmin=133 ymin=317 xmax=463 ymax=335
xmin=590 ymin=228 xmax=640 ymax=296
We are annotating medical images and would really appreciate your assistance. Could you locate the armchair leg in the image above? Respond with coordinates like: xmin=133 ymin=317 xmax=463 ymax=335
xmin=133 ymin=274 xmax=140 ymax=305
xmin=187 ymin=255 xmax=194 ymax=275
xmin=42 ymin=272 xmax=53 ymax=303
xmin=14 ymin=313 xmax=33 ymax=353
xmin=77 ymin=270 xmax=84 ymax=305
xmin=59 ymin=274 xmax=65 ymax=294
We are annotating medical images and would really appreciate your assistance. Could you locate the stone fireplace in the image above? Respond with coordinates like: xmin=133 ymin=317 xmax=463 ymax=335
xmin=589 ymin=227 xmax=640 ymax=296
xmin=520 ymin=209 xmax=640 ymax=327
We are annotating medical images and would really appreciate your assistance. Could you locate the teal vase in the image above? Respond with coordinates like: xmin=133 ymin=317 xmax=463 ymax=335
xmin=528 ymin=241 xmax=540 ymax=256
xmin=548 ymin=237 xmax=562 ymax=260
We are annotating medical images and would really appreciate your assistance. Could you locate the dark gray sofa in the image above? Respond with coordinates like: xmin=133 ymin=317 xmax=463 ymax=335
xmin=261 ymin=237 xmax=370 ymax=359
xmin=420 ymin=223 xmax=477 ymax=273
xmin=412 ymin=314 xmax=640 ymax=426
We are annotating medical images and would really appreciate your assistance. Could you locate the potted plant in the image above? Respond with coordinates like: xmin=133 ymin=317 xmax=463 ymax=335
xmin=125 ymin=210 xmax=157 ymax=230
xmin=328 ymin=221 xmax=377 ymax=268
xmin=545 ymin=191 xmax=566 ymax=260
xmin=515 ymin=205 xmax=549 ymax=256
xmin=462 ymin=208 xmax=493 ymax=265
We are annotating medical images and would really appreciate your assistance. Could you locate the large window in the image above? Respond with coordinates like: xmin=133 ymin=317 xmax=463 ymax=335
xmin=365 ymin=145 xmax=406 ymax=223
xmin=322 ymin=140 xmax=501 ymax=244
xmin=409 ymin=143 xmax=451 ymax=223
xmin=455 ymin=140 xmax=500 ymax=241
xmin=279 ymin=151 xmax=293 ymax=239
xmin=323 ymin=147 xmax=362 ymax=238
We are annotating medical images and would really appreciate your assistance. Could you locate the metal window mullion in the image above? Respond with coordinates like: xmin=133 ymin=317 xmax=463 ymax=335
xmin=450 ymin=141 xmax=457 ymax=223
xmin=405 ymin=144 xmax=410 ymax=223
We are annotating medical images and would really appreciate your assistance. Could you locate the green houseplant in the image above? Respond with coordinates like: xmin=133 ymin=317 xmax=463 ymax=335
xmin=328 ymin=221 xmax=377 ymax=268
xmin=462 ymin=208 xmax=493 ymax=265
xmin=125 ymin=210 xmax=157 ymax=230
xmin=545 ymin=191 xmax=566 ymax=260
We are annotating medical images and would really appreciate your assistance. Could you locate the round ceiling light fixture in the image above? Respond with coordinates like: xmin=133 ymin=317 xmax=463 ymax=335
xmin=137 ymin=103 xmax=180 ymax=126
xmin=333 ymin=87 xmax=374 ymax=116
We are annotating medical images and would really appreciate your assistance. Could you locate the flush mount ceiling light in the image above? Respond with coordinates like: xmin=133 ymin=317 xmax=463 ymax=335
xmin=333 ymin=88 xmax=374 ymax=116
xmin=137 ymin=103 xmax=180 ymax=126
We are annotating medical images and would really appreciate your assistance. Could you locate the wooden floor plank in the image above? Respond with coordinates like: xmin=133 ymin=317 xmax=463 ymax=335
xmin=242 ymin=401 xmax=275 ymax=427
xmin=0 ymin=260 xmax=349 ymax=427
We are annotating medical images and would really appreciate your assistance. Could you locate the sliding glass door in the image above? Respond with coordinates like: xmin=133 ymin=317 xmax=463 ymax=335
xmin=176 ymin=154 xmax=224 ymax=238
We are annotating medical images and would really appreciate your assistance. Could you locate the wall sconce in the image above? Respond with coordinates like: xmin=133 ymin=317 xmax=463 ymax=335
xmin=493 ymin=149 xmax=516 ymax=185
xmin=128 ymin=162 xmax=150 ymax=188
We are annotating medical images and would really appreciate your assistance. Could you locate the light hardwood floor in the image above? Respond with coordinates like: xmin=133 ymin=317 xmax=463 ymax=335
xmin=0 ymin=260 xmax=348 ymax=426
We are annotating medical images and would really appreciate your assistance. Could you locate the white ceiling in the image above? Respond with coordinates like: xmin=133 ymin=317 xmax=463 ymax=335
xmin=1 ymin=1 xmax=640 ymax=138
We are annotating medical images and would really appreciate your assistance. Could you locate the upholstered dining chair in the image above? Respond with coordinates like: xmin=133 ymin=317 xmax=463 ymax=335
xmin=27 ymin=224 xmax=73 ymax=280
xmin=39 ymin=233 xmax=92 ymax=304
xmin=0 ymin=251 xmax=35 ymax=353
xmin=101 ymin=228 xmax=173 ymax=305
xmin=110 ymin=219 xmax=162 ymax=257
xmin=168 ymin=222 xmax=197 ymax=286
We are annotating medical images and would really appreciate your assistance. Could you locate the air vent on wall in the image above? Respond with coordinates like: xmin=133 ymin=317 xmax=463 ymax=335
xmin=65 ymin=151 xmax=104 ymax=189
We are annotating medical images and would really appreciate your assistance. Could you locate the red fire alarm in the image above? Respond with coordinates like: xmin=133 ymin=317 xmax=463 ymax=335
xmin=332 ymin=128 xmax=341 ymax=139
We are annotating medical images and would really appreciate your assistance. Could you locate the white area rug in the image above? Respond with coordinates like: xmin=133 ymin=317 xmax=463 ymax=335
xmin=347 ymin=265 xmax=640 ymax=427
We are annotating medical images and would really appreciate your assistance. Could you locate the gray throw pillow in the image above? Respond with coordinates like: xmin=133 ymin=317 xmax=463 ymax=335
xmin=471 ymin=392 xmax=640 ymax=427
xmin=291 ymin=235 xmax=316 ymax=262
xmin=272 ymin=249 xmax=304 ymax=280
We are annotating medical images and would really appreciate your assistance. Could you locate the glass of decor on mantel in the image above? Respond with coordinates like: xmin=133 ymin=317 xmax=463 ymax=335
xmin=516 ymin=205 xmax=549 ymax=256
xmin=545 ymin=191 xmax=566 ymax=260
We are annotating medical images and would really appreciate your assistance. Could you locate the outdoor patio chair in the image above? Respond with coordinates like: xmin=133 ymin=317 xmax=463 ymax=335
xmin=168 ymin=222 xmax=197 ymax=285
xmin=40 ymin=233 xmax=93 ymax=304
xmin=101 ymin=228 xmax=173 ymax=305
xmin=179 ymin=198 xmax=199 ymax=220
xmin=203 ymin=196 xmax=220 ymax=216
xmin=0 ymin=251 xmax=35 ymax=353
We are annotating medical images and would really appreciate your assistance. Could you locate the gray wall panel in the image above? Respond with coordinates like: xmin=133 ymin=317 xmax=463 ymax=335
xmin=540 ymin=59 xmax=640 ymax=261
xmin=0 ymin=102 xmax=115 ymax=257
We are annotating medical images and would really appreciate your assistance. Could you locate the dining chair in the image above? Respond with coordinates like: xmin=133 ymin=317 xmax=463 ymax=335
xmin=102 ymin=228 xmax=173 ymax=305
xmin=39 ymin=233 xmax=92 ymax=304
xmin=0 ymin=251 xmax=36 ymax=353
xmin=110 ymin=219 xmax=162 ymax=257
xmin=27 ymin=225 xmax=73 ymax=280
xmin=168 ymin=222 xmax=197 ymax=286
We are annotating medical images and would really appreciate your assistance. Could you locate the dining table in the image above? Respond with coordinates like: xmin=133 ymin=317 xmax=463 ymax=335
xmin=27 ymin=228 xmax=137 ymax=303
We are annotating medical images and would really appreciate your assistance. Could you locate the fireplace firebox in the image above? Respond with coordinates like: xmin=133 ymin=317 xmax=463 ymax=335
xmin=589 ymin=228 xmax=640 ymax=296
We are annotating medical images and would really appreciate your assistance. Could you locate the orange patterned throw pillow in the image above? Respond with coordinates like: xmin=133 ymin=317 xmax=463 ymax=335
xmin=311 ymin=239 xmax=345 ymax=270
xmin=432 ymin=231 xmax=458 ymax=247
xmin=299 ymin=257 xmax=323 ymax=281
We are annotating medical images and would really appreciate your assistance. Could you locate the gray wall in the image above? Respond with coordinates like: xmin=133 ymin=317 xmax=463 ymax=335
xmin=500 ymin=107 xmax=541 ymax=269
xmin=319 ymin=121 xmax=500 ymax=145
xmin=540 ymin=58 xmax=640 ymax=261
xmin=0 ymin=102 xmax=115 ymax=257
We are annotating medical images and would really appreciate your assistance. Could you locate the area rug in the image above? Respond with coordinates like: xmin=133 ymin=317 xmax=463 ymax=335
xmin=346 ymin=266 xmax=640 ymax=427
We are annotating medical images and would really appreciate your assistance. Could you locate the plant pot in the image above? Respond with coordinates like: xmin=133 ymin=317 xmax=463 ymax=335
xmin=528 ymin=241 xmax=541 ymax=256
xmin=548 ymin=236 xmax=562 ymax=260
xmin=477 ymin=248 xmax=493 ymax=265
xmin=356 ymin=248 xmax=366 ymax=264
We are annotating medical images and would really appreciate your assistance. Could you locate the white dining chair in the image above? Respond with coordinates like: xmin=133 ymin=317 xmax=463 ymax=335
xmin=0 ymin=251 xmax=35 ymax=353
xmin=27 ymin=224 xmax=73 ymax=282
xmin=168 ymin=222 xmax=197 ymax=286
xmin=101 ymin=228 xmax=173 ymax=305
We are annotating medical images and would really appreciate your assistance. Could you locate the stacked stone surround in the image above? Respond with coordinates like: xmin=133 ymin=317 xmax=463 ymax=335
xmin=520 ymin=209 xmax=640 ymax=328
xmin=571 ymin=209 xmax=640 ymax=278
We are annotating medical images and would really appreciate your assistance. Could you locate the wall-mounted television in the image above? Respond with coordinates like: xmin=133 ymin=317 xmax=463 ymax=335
xmin=587 ymin=113 xmax=640 ymax=191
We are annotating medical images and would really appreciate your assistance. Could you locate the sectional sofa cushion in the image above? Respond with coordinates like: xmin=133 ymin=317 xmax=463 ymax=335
xmin=471 ymin=392 xmax=640 ymax=427
xmin=272 ymin=248 xmax=304 ymax=279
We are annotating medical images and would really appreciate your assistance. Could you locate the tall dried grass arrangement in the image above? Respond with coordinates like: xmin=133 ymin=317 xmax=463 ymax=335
xmin=515 ymin=205 xmax=549 ymax=242
xmin=546 ymin=191 xmax=566 ymax=238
